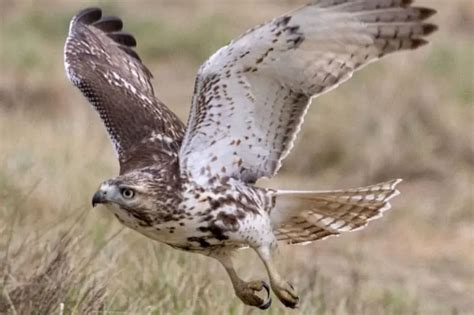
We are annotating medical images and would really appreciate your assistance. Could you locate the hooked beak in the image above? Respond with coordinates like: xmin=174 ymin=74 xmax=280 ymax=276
xmin=92 ymin=190 xmax=106 ymax=207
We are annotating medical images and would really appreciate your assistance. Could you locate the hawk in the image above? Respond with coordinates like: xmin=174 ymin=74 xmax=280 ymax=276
xmin=64 ymin=0 xmax=436 ymax=309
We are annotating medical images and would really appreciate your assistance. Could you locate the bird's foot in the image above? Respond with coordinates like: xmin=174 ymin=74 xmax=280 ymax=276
xmin=234 ymin=280 xmax=272 ymax=310
xmin=272 ymin=281 xmax=299 ymax=308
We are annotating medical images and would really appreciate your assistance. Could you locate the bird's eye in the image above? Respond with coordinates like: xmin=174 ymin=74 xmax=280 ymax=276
xmin=121 ymin=188 xmax=135 ymax=199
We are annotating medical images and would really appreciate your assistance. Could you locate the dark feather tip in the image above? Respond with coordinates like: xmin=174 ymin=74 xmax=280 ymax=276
xmin=417 ymin=7 xmax=437 ymax=20
xmin=411 ymin=38 xmax=429 ymax=49
xmin=401 ymin=0 xmax=414 ymax=7
xmin=107 ymin=31 xmax=137 ymax=47
xmin=422 ymin=23 xmax=439 ymax=36
xmin=75 ymin=7 xmax=102 ymax=25
xmin=92 ymin=16 xmax=123 ymax=32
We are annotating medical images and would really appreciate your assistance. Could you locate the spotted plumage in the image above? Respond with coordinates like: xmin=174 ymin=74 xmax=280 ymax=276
xmin=64 ymin=1 xmax=436 ymax=309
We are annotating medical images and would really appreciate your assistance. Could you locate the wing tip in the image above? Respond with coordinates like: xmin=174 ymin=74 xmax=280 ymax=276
xmin=92 ymin=15 xmax=124 ymax=32
xmin=422 ymin=23 xmax=439 ymax=36
xmin=107 ymin=31 xmax=137 ymax=48
xmin=72 ymin=7 xmax=102 ymax=26
xmin=411 ymin=38 xmax=429 ymax=49
xmin=68 ymin=7 xmax=143 ymax=63
xmin=418 ymin=7 xmax=437 ymax=20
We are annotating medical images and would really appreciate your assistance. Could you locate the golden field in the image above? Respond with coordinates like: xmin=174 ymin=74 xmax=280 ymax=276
xmin=0 ymin=1 xmax=472 ymax=314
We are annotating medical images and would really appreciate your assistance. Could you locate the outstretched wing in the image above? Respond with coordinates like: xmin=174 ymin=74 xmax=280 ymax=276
xmin=179 ymin=0 xmax=436 ymax=184
xmin=64 ymin=8 xmax=185 ymax=174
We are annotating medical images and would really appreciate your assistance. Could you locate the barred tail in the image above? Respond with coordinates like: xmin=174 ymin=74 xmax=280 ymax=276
xmin=270 ymin=179 xmax=402 ymax=245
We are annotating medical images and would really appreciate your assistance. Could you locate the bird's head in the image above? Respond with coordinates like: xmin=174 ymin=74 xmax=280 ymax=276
xmin=91 ymin=170 xmax=171 ymax=211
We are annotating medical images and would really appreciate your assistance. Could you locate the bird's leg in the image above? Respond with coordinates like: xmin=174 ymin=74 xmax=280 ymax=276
xmin=212 ymin=252 xmax=271 ymax=310
xmin=254 ymin=245 xmax=299 ymax=308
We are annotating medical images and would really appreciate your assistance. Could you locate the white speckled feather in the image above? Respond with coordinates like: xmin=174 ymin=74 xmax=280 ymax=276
xmin=180 ymin=0 xmax=436 ymax=184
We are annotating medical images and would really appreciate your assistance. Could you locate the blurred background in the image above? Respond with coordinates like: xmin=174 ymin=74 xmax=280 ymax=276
xmin=0 ymin=0 xmax=472 ymax=314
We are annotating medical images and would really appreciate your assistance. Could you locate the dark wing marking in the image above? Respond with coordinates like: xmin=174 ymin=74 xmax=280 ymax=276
xmin=64 ymin=8 xmax=185 ymax=174
xmin=179 ymin=0 xmax=436 ymax=184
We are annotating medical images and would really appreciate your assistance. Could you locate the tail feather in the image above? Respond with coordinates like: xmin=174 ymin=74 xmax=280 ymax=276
xmin=270 ymin=179 xmax=402 ymax=245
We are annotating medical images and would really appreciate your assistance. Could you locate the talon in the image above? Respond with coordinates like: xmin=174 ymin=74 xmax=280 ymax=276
xmin=262 ymin=281 xmax=270 ymax=296
xmin=235 ymin=280 xmax=272 ymax=309
xmin=259 ymin=281 xmax=271 ymax=310
xmin=272 ymin=281 xmax=299 ymax=309
xmin=280 ymin=295 xmax=299 ymax=309
xmin=258 ymin=296 xmax=272 ymax=310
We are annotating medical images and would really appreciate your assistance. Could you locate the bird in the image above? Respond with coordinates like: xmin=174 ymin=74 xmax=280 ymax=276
xmin=64 ymin=0 xmax=437 ymax=309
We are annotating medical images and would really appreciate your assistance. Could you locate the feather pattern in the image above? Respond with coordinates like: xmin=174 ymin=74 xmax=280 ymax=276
xmin=64 ymin=8 xmax=185 ymax=174
xmin=271 ymin=179 xmax=402 ymax=244
xmin=179 ymin=0 xmax=436 ymax=184
xmin=64 ymin=4 xmax=436 ymax=308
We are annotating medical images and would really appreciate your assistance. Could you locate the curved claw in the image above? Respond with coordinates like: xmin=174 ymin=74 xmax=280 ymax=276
xmin=236 ymin=280 xmax=272 ymax=309
xmin=280 ymin=295 xmax=298 ymax=309
xmin=258 ymin=281 xmax=272 ymax=310
xmin=262 ymin=281 xmax=270 ymax=295
xmin=273 ymin=281 xmax=299 ymax=309
xmin=258 ymin=296 xmax=272 ymax=310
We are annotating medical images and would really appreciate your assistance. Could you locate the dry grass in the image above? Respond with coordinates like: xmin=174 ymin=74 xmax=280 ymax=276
xmin=0 ymin=1 xmax=473 ymax=314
